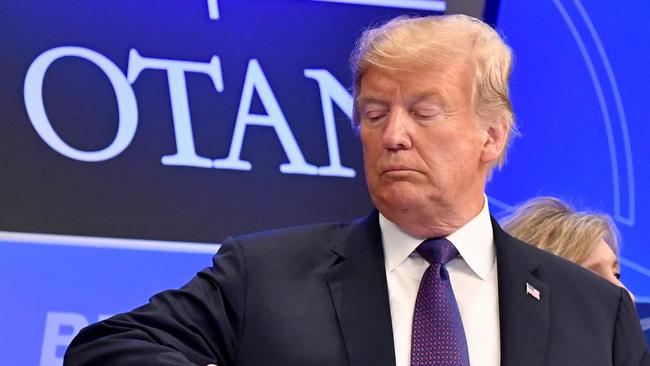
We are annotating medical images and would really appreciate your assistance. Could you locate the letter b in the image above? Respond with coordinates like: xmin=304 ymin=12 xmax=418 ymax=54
xmin=40 ymin=312 xmax=89 ymax=366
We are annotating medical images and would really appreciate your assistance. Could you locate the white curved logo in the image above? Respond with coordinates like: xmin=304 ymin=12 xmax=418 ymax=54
xmin=206 ymin=0 xmax=447 ymax=20
xmin=552 ymin=0 xmax=635 ymax=226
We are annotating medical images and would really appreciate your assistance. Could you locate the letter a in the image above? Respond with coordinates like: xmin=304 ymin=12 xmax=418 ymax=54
xmin=214 ymin=59 xmax=317 ymax=175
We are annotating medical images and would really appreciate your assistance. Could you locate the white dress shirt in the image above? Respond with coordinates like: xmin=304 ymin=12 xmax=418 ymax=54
xmin=380 ymin=197 xmax=500 ymax=366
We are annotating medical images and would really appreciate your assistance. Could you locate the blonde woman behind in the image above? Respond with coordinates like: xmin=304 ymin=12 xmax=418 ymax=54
xmin=501 ymin=196 xmax=634 ymax=301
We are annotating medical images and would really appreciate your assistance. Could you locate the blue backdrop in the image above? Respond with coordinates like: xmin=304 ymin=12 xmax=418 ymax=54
xmin=491 ymin=0 xmax=650 ymax=300
xmin=0 ymin=1 xmax=648 ymax=364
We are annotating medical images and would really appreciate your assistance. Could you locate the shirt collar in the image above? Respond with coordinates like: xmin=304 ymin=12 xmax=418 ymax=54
xmin=380 ymin=195 xmax=495 ymax=280
xmin=380 ymin=213 xmax=423 ymax=273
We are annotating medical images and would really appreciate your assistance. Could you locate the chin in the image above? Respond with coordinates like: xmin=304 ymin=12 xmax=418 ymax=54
xmin=372 ymin=187 xmax=428 ymax=213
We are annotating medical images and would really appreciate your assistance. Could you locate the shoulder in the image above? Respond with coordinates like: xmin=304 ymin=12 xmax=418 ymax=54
xmin=498 ymin=224 xmax=623 ymax=310
xmin=215 ymin=215 xmax=373 ymax=272
xmin=227 ymin=219 xmax=356 ymax=252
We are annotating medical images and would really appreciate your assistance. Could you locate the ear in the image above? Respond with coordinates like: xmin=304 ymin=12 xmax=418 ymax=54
xmin=480 ymin=120 xmax=508 ymax=164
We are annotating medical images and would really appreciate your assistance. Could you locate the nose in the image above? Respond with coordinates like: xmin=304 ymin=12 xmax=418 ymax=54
xmin=382 ymin=110 xmax=412 ymax=151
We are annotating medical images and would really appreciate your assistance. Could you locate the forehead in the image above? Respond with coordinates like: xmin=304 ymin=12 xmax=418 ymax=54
xmin=357 ymin=61 xmax=474 ymax=103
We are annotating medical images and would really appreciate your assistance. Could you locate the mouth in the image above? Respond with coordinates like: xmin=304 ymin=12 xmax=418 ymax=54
xmin=381 ymin=166 xmax=419 ymax=175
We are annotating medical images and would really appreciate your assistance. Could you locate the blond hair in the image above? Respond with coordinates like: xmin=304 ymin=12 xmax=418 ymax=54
xmin=501 ymin=197 xmax=620 ymax=264
xmin=350 ymin=14 xmax=516 ymax=168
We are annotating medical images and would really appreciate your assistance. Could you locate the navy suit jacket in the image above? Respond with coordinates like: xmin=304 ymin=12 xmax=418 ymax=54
xmin=65 ymin=211 xmax=650 ymax=365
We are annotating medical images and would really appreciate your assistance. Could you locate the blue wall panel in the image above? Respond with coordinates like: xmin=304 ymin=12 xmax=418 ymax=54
xmin=1 ymin=1 xmax=648 ymax=364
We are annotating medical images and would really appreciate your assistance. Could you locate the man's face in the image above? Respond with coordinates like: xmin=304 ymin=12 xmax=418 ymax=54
xmin=358 ymin=61 xmax=494 ymax=218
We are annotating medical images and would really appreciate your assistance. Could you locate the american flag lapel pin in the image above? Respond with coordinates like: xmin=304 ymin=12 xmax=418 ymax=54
xmin=526 ymin=282 xmax=541 ymax=300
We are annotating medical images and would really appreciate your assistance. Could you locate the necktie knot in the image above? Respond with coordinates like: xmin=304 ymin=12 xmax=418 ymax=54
xmin=416 ymin=237 xmax=458 ymax=265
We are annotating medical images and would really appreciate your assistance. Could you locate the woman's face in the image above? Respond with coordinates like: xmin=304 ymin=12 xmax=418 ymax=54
xmin=581 ymin=239 xmax=635 ymax=302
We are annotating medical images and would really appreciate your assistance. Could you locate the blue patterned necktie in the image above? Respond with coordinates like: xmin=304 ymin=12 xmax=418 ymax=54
xmin=411 ymin=237 xmax=470 ymax=366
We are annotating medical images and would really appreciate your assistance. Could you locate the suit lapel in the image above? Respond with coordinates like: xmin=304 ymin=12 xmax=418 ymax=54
xmin=324 ymin=214 xmax=551 ymax=366
xmin=493 ymin=218 xmax=550 ymax=366
xmin=325 ymin=211 xmax=396 ymax=366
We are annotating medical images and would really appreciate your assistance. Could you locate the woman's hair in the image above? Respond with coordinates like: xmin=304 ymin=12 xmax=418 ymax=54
xmin=501 ymin=197 xmax=619 ymax=264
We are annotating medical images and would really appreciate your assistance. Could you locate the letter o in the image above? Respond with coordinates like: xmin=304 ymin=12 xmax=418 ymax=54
xmin=24 ymin=46 xmax=138 ymax=161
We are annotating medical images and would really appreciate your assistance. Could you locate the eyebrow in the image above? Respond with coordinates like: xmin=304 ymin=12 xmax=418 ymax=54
xmin=357 ymin=91 xmax=447 ymax=107
xmin=408 ymin=92 xmax=447 ymax=104
xmin=356 ymin=96 xmax=387 ymax=106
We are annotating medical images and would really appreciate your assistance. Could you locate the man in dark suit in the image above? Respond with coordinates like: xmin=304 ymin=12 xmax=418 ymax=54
xmin=65 ymin=14 xmax=650 ymax=366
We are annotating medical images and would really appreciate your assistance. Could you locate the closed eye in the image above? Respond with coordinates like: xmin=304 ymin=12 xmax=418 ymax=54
xmin=364 ymin=111 xmax=387 ymax=122
xmin=412 ymin=110 xmax=441 ymax=121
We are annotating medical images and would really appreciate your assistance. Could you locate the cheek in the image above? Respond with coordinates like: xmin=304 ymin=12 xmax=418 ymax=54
xmin=420 ymin=141 xmax=477 ymax=171
xmin=361 ymin=130 xmax=382 ymax=163
xmin=421 ymin=123 xmax=481 ymax=157
xmin=361 ymin=143 xmax=377 ymax=168
xmin=360 ymin=128 xmax=373 ymax=152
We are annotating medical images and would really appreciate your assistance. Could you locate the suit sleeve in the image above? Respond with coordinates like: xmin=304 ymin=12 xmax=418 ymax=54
xmin=64 ymin=237 xmax=247 ymax=366
xmin=613 ymin=287 xmax=650 ymax=366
